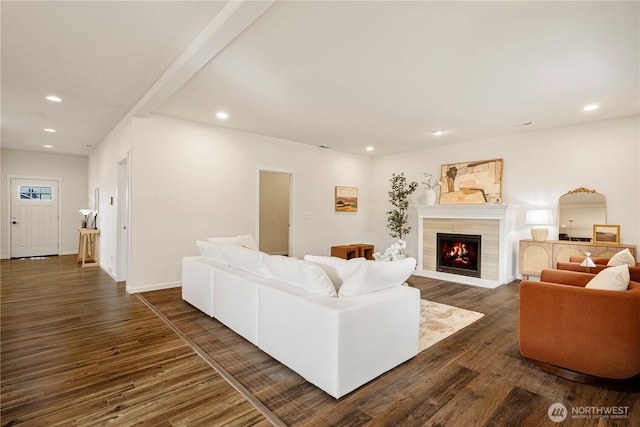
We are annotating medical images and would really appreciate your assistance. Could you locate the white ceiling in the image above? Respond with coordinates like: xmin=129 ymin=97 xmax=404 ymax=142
xmin=3 ymin=1 xmax=639 ymax=157
xmin=1 ymin=1 xmax=226 ymax=156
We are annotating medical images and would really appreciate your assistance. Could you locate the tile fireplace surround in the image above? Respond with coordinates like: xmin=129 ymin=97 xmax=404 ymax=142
xmin=415 ymin=204 xmax=517 ymax=288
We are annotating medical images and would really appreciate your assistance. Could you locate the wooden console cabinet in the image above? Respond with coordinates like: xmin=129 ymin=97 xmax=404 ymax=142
xmin=519 ymin=239 xmax=637 ymax=279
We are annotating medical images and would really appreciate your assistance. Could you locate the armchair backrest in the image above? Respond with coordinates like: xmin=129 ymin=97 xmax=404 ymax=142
xmin=557 ymin=262 xmax=640 ymax=282
xmin=569 ymin=256 xmax=609 ymax=265
xmin=540 ymin=269 xmax=594 ymax=287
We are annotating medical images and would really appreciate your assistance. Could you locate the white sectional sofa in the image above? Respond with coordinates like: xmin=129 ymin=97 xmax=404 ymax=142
xmin=182 ymin=239 xmax=420 ymax=399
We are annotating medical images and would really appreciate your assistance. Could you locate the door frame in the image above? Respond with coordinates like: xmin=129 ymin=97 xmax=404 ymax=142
xmin=256 ymin=166 xmax=295 ymax=257
xmin=116 ymin=156 xmax=129 ymax=282
xmin=6 ymin=174 xmax=62 ymax=258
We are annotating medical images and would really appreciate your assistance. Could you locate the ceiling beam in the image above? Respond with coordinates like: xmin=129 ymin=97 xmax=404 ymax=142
xmin=130 ymin=0 xmax=275 ymax=119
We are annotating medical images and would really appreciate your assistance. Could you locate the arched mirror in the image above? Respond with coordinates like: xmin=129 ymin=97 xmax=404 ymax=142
xmin=558 ymin=187 xmax=606 ymax=241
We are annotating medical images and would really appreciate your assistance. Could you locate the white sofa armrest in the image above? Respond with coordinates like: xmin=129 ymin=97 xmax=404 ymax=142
xmin=182 ymin=256 xmax=218 ymax=317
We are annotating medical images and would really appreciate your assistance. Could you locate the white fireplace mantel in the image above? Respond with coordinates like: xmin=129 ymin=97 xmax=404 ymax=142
xmin=415 ymin=204 xmax=515 ymax=220
xmin=415 ymin=204 xmax=518 ymax=288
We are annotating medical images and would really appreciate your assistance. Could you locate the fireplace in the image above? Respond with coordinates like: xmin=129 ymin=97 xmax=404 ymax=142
xmin=437 ymin=233 xmax=481 ymax=278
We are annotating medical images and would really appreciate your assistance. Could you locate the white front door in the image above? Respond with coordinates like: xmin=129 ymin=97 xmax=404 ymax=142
xmin=10 ymin=178 xmax=60 ymax=258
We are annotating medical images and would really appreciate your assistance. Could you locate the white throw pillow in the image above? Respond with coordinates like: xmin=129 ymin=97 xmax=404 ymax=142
xmin=196 ymin=240 xmax=228 ymax=264
xmin=607 ymin=248 xmax=636 ymax=267
xmin=303 ymin=255 xmax=365 ymax=289
xmin=206 ymin=234 xmax=258 ymax=250
xmin=338 ymin=257 xmax=417 ymax=297
xmin=585 ymin=265 xmax=630 ymax=291
xmin=236 ymin=234 xmax=259 ymax=251
xmin=265 ymin=256 xmax=337 ymax=297
xmin=219 ymin=245 xmax=272 ymax=278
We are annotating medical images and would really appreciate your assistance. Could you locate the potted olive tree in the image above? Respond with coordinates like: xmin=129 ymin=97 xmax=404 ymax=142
xmin=387 ymin=172 xmax=418 ymax=240
xmin=375 ymin=173 xmax=418 ymax=261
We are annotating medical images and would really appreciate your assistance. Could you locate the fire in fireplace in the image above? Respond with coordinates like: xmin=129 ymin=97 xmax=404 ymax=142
xmin=436 ymin=233 xmax=481 ymax=278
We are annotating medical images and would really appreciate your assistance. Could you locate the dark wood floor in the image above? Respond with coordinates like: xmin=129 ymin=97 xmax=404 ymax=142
xmin=1 ymin=256 xmax=269 ymax=426
xmin=2 ymin=255 xmax=638 ymax=426
xmin=140 ymin=275 xmax=640 ymax=426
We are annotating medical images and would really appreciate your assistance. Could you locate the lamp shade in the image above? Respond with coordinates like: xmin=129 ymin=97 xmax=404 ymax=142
xmin=525 ymin=209 xmax=553 ymax=225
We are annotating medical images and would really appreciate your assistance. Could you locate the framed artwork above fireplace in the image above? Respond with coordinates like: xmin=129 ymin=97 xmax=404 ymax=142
xmin=439 ymin=158 xmax=503 ymax=205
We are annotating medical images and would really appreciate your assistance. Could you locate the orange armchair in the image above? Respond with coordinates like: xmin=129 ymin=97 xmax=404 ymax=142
xmin=519 ymin=269 xmax=640 ymax=381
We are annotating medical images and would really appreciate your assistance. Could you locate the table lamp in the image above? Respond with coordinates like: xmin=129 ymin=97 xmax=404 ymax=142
xmin=526 ymin=209 xmax=553 ymax=241
xmin=580 ymin=252 xmax=596 ymax=268
xmin=79 ymin=209 xmax=93 ymax=228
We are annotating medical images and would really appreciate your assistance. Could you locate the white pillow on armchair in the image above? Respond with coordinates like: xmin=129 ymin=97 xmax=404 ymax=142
xmin=607 ymin=248 xmax=636 ymax=267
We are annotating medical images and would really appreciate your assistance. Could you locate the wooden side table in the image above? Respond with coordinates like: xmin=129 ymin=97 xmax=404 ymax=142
xmin=330 ymin=245 xmax=360 ymax=260
xmin=77 ymin=228 xmax=100 ymax=268
xmin=354 ymin=244 xmax=374 ymax=260
xmin=331 ymin=244 xmax=375 ymax=260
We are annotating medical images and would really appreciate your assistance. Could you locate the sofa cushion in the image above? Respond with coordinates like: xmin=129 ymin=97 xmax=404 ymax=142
xmin=339 ymin=257 xmax=417 ymax=297
xmin=607 ymin=248 xmax=636 ymax=267
xmin=207 ymin=234 xmax=258 ymax=251
xmin=265 ymin=256 xmax=337 ymax=297
xmin=303 ymin=255 xmax=365 ymax=290
xmin=196 ymin=240 xmax=229 ymax=265
xmin=220 ymin=245 xmax=272 ymax=278
xmin=585 ymin=265 xmax=630 ymax=291
xmin=196 ymin=240 xmax=272 ymax=277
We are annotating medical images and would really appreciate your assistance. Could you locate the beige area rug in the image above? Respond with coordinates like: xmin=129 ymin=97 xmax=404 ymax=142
xmin=419 ymin=299 xmax=484 ymax=353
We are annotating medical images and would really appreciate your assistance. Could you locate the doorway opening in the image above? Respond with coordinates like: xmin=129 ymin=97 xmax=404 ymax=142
xmin=258 ymin=169 xmax=293 ymax=256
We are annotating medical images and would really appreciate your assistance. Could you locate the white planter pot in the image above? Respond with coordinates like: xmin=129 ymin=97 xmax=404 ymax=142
xmin=426 ymin=189 xmax=437 ymax=205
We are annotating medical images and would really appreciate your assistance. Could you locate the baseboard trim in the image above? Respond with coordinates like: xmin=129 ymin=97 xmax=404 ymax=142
xmin=126 ymin=281 xmax=181 ymax=294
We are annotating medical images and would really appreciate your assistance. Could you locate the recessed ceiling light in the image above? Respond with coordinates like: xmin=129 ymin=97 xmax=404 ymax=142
xmin=366 ymin=146 xmax=374 ymax=152
xmin=45 ymin=95 xmax=62 ymax=102
xmin=433 ymin=130 xmax=446 ymax=136
xmin=583 ymin=104 xmax=599 ymax=111
xmin=216 ymin=111 xmax=229 ymax=119
xmin=43 ymin=128 xmax=56 ymax=133
xmin=43 ymin=145 xmax=53 ymax=148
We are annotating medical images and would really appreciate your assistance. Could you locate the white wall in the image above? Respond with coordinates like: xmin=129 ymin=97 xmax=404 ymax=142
xmin=371 ymin=115 xmax=640 ymax=262
xmin=87 ymin=113 xmax=639 ymax=291
xmin=87 ymin=120 xmax=132 ymax=278
xmin=1 ymin=149 xmax=88 ymax=258
xmin=126 ymin=114 xmax=372 ymax=292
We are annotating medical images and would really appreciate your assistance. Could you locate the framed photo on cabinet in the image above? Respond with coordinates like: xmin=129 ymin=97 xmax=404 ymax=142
xmin=593 ymin=224 xmax=620 ymax=244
